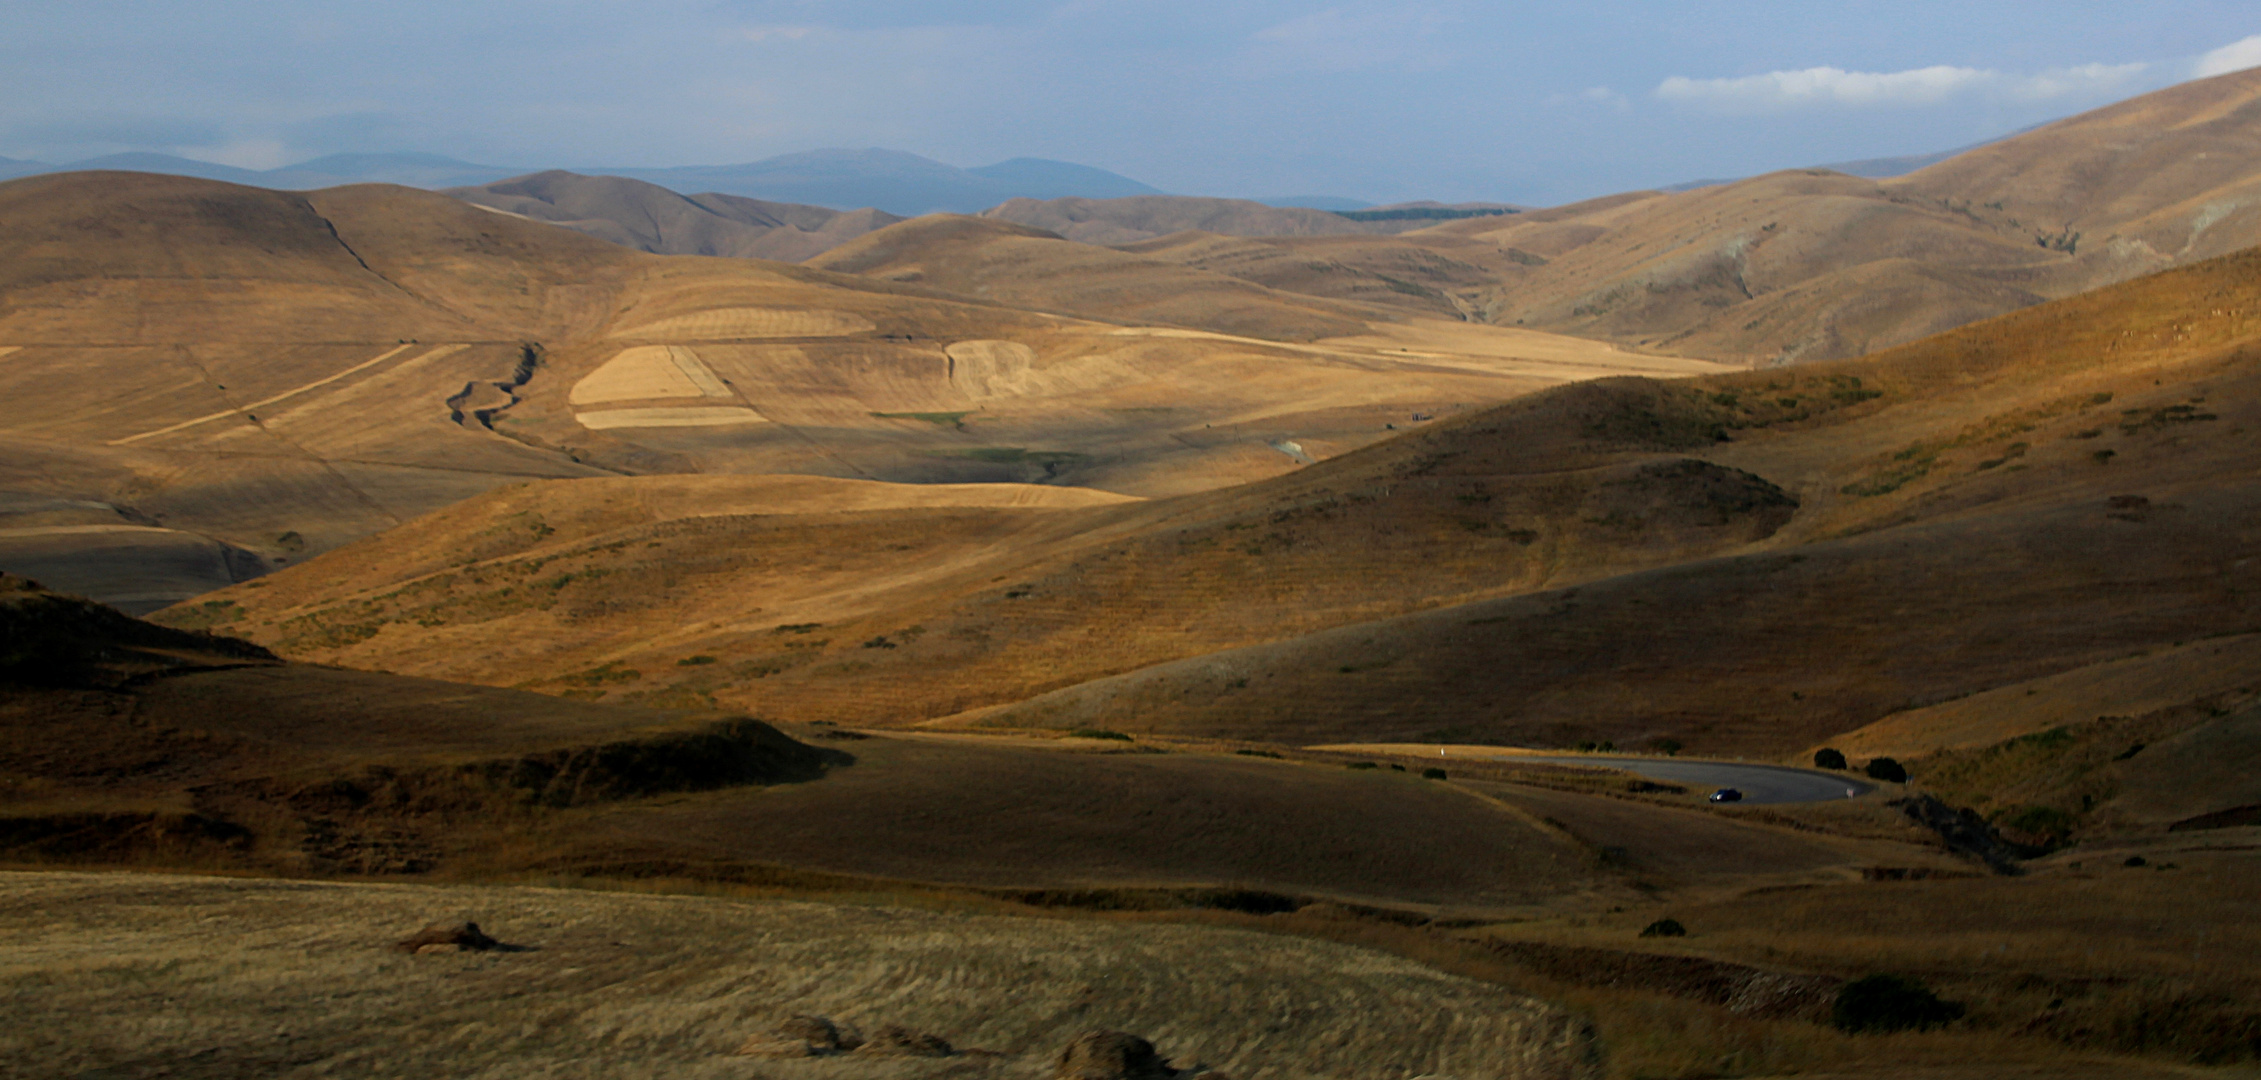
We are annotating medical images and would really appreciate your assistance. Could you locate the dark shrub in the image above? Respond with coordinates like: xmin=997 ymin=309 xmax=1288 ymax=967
xmin=1650 ymin=738 xmax=1683 ymax=756
xmin=1639 ymin=918 xmax=1687 ymax=938
xmin=1998 ymin=804 xmax=2078 ymax=848
xmin=1832 ymin=974 xmax=1964 ymax=1033
xmin=1068 ymin=728 xmax=1132 ymax=742
xmin=1814 ymin=747 xmax=1848 ymax=770
xmin=1865 ymin=756 xmax=1909 ymax=783
xmin=1421 ymin=767 xmax=1448 ymax=780
xmin=1347 ymin=761 xmax=1379 ymax=770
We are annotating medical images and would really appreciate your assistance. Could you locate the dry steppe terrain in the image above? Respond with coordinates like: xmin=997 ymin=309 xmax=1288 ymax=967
xmin=13 ymin=66 xmax=2261 ymax=1080
xmin=181 ymin=240 xmax=2261 ymax=779
xmin=0 ymin=170 xmax=1707 ymax=612
xmin=1101 ymin=67 xmax=2261 ymax=365
xmin=0 ymin=872 xmax=1591 ymax=1080
xmin=449 ymin=170 xmax=908 ymax=262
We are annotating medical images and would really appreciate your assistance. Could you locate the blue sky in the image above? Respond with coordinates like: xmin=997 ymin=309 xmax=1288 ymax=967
xmin=4 ymin=2 xmax=2259 ymax=204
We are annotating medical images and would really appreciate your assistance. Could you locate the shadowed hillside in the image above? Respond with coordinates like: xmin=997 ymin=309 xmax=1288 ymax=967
xmin=979 ymin=194 xmax=1483 ymax=244
xmin=969 ymin=243 xmax=2261 ymax=762
xmin=447 ymin=170 xmax=905 ymax=262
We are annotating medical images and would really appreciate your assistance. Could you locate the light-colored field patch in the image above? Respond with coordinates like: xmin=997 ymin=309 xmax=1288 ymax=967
xmin=576 ymin=406 xmax=770 ymax=430
xmin=945 ymin=340 xmax=1040 ymax=398
xmin=0 ymin=346 xmax=20 ymax=361
xmin=569 ymin=345 xmax=733 ymax=405
xmin=612 ymin=308 xmax=875 ymax=340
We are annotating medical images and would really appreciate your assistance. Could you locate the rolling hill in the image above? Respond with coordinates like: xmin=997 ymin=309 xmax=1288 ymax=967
xmin=1093 ymin=68 xmax=2261 ymax=368
xmin=0 ymin=170 xmax=1690 ymax=610
xmin=445 ymin=170 xmax=906 ymax=262
xmin=181 ymin=232 xmax=2261 ymax=808
xmin=599 ymin=148 xmax=1166 ymax=214
xmin=978 ymin=195 xmax=1496 ymax=244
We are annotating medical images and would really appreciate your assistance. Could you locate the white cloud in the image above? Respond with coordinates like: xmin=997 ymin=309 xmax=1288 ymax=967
xmin=2193 ymin=34 xmax=2261 ymax=78
xmin=1656 ymin=62 xmax=2145 ymax=112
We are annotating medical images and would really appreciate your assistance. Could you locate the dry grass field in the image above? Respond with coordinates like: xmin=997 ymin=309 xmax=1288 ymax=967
xmin=0 ymin=871 xmax=1593 ymax=1080
xmin=174 ymin=238 xmax=2261 ymax=774
xmin=0 ymin=170 xmax=1712 ymax=611
xmin=10 ymin=558 xmax=2261 ymax=1077
xmin=16 ymin=67 xmax=2261 ymax=1080
xmin=449 ymin=170 xmax=909 ymax=262
xmin=1093 ymin=67 xmax=2261 ymax=367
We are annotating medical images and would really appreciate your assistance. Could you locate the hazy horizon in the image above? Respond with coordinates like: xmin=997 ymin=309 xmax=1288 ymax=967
xmin=5 ymin=4 xmax=2261 ymax=210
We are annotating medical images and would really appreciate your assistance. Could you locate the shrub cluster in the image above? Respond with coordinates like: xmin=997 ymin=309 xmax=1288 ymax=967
xmin=1832 ymin=974 xmax=1965 ymax=1033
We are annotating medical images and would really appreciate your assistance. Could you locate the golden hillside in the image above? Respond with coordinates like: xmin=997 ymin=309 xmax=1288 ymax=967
xmin=0 ymin=171 xmax=1694 ymax=610
xmin=1113 ymin=69 xmax=2261 ymax=366
xmin=183 ymin=239 xmax=2261 ymax=774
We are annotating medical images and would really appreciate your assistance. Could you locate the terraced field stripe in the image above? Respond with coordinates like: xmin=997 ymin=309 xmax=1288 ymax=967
xmin=667 ymin=345 xmax=732 ymax=397
xmin=110 ymin=343 xmax=422 ymax=445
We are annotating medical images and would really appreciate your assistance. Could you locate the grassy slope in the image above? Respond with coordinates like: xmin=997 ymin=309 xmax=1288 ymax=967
xmin=3 ymin=171 xmax=1681 ymax=611
xmin=184 ymin=245 xmax=2261 ymax=773
xmin=1118 ymin=68 xmax=2261 ymax=367
xmin=954 ymin=245 xmax=2261 ymax=760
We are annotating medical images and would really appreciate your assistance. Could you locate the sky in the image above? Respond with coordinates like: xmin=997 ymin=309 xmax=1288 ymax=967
xmin=3 ymin=1 xmax=2260 ymax=205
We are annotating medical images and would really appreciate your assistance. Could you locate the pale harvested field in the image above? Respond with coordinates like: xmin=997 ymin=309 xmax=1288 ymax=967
xmin=576 ymin=405 xmax=771 ymax=430
xmin=569 ymin=345 xmax=734 ymax=405
xmin=1314 ymin=318 xmax=1736 ymax=378
xmin=0 ymin=872 xmax=1589 ymax=1080
xmin=611 ymin=307 xmax=877 ymax=340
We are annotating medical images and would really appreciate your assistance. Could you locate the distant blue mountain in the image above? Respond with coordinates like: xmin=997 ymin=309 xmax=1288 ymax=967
xmin=0 ymin=151 xmax=522 ymax=191
xmin=272 ymin=152 xmax=524 ymax=188
xmin=55 ymin=152 xmax=276 ymax=186
xmin=965 ymin=157 xmax=1164 ymax=200
xmin=0 ymin=146 xmax=1194 ymax=216
xmin=0 ymin=157 xmax=48 ymax=181
xmin=599 ymin=148 xmax=1168 ymax=214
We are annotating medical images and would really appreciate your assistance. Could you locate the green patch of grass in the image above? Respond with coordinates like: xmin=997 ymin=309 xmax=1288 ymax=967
xmin=559 ymin=662 xmax=641 ymax=687
xmin=954 ymin=447 xmax=1091 ymax=467
xmin=157 ymin=599 xmax=243 ymax=630
xmin=872 ymin=410 xmax=972 ymax=427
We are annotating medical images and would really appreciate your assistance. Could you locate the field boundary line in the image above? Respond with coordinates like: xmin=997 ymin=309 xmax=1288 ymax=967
xmin=109 ymin=343 xmax=424 ymax=445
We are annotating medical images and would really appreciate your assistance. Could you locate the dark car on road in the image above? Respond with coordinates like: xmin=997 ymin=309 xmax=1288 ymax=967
xmin=1709 ymin=788 xmax=1743 ymax=803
